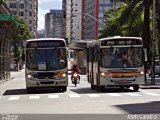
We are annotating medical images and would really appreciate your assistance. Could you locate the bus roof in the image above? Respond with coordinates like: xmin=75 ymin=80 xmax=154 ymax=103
xmin=26 ymin=38 xmax=65 ymax=42
xmin=99 ymin=36 xmax=142 ymax=41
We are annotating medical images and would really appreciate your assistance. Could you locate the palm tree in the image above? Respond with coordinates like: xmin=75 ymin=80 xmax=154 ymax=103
xmin=100 ymin=1 xmax=144 ymax=38
xmin=110 ymin=1 xmax=151 ymax=71
xmin=110 ymin=0 xmax=150 ymax=49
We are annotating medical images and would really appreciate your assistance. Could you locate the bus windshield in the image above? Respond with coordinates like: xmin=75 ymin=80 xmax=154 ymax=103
xmin=26 ymin=48 xmax=67 ymax=71
xmin=100 ymin=47 xmax=143 ymax=68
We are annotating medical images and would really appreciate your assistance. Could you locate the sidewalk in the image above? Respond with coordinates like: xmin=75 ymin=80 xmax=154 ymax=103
xmin=0 ymin=70 xmax=23 ymax=84
xmin=140 ymin=76 xmax=160 ymax=89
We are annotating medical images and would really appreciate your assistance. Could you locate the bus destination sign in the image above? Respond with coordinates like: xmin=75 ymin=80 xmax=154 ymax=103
xmin=101 ymin=39 xmax=142 ymax=46
xmin=26 ymin=40 xmax=65 ymax=48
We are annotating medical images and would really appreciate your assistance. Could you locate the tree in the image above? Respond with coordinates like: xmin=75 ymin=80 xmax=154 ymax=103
xmin=99 ymin=2 xmax=144 ymax=37
xmin=100 ymin=0 xmax=153 ymax=64
xmin=156 ymin=0 xmax=160 ymax=60
xmin=12 ymin=17 xmax=31 ymax=62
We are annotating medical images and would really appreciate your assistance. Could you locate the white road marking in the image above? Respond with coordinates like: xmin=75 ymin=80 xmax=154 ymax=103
xmin=8 ymin=96 xmax=20 ymax=100
xmin=141 ymin=90 xmax=151 ymax=93
xmin=88 ymin=94 xmax=100 ymax=97
xmin=48 ymin=95 xmax=59 ymax=99
xmin=124 ymin=93 xmax=141 ymax=96
xmin=144 ymin=93 xmax=160 ymax=96
xmin=107 ymin=93 xmax=122 ymax=96
xmin=69 ymin=94 xmax=80 ymax=98
xmin=29 ymin=96 xmax=40 ymax=99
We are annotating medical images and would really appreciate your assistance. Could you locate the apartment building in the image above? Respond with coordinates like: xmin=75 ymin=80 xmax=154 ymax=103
xmin=82 ymin=0 xmax=118 ymax=39
xmin=62 ymin=0 xmax=71 ymax=43
xmin=6 ymin=0 xmax=38 ymax=38
xmin=70 ymin=0 xmax=82 ymax=42
xmin=45 ymin=9 xmax=65 ymax=38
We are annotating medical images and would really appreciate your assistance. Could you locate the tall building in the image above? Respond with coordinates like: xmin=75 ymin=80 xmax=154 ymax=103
xmin=62 ymin=0 xmax=71 ymax=43
xmin=70 ymin=0 xmax=82 ymax=42
xmin=6 ymin=0 xmax=38 ymax=38
xmin=82 ymin=0 xmax=118 ymax=39
xmin=37 ymin=29 xmax=45 ymax=38
xmin=45 ymin=9 xmax=65 ymax=38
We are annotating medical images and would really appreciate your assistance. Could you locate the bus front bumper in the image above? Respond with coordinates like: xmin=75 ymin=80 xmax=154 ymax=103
xmin=100 ymin=76 xmax=144 ymax=86
xmin=26 ymin=78 xmax=68 ymax=88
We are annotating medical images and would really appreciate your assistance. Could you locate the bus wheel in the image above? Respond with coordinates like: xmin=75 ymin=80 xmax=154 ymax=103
xmin=120 ymin=86 xmax=125 ymax=89
xmin=126 ymin=86 xmax=130 ymax=89
xmin=61 ymin=86 xmax=67 ymax=92
xmin=133 ymin=85 xmax=139 ymax=91
xmin=98 ymin=85 xmax=105 ymax=92
xmin=91 ymin=84 xmax=95 ymax=90
xmin=26 ymin=88 xmax=33 ymax=93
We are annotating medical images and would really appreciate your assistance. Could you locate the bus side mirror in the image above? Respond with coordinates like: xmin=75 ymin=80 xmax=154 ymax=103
xmin=22 ymin=54 xmax=25 ymax=62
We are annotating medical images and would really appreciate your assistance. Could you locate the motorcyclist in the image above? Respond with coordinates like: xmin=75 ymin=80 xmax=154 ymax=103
xmin=71 ymin=64 xmax=80 ymax=80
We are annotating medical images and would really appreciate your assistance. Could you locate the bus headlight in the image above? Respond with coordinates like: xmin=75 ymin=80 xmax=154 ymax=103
xmin=27 ymin=74 xmax=32 ymax=80
xmin=101 ymin=72 xmax=105 ymax=76
xmin=54 ymin=73 xmax=67 ymax=80
xmin=140 ymin=71 xmax=144 ymax=75
xmin=100 ymin=72 xmax=110 ymax=78
xmin=62 ymin=73 xmax=67 ymax=78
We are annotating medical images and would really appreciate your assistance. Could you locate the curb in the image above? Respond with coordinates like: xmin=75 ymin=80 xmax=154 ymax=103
xmin=0 ymin=80 xmax=6 ymax=84
xmin=0 ymin=77 xmax=14 ymax=85
xmin=140 ymin=85 xmax=160 ymax=89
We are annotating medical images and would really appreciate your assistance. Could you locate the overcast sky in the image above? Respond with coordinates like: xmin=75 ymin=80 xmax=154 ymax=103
xmin=38 ymin=0 xmax=62 ymax=30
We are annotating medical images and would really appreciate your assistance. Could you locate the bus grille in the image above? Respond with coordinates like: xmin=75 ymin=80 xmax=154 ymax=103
xmin=33 ymin=72 xmax=55 ymax=79
xmin=112 ymin=80 xmax=134 ymax=84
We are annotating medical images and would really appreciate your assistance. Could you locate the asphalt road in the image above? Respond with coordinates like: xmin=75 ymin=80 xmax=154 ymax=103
xmin=0 ymin=69 xmax=160 ymax=120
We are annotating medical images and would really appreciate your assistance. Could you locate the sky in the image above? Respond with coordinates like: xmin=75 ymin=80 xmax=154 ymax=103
xmin=38 ymin=0 xmax=62 ymax=30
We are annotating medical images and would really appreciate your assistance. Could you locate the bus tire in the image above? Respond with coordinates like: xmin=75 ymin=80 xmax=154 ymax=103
xmin=126 ymin=86 xmax=130 ymax=89
xmin=61 ymin=86 xmax=67 ymax=92
xmin=98 ymin=85 xmax=105 ymax=92
xmin=120 ymin=86 xmax=125 ymax=89
xmin=26 ymin=88 xmax=33 ymax=93
xmin=133 ymin=85 xmax=139 ymax=91
xmin=91 ymin=84 xmax=95 ymax=90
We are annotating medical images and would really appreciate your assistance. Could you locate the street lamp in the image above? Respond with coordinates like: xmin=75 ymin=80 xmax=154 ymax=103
xmin=151 ymin=0 xmax=156 ymax=85
xmin=65 ymin=12 xmax=104 ymax=25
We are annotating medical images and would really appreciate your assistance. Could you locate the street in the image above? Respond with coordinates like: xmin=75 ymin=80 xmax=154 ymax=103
xmin=0 ymin=69 xmax=160 ymax=115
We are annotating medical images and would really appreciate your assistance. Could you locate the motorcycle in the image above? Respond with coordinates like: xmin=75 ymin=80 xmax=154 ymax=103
xmin=71 ymin=72 xmax=80 ymax=87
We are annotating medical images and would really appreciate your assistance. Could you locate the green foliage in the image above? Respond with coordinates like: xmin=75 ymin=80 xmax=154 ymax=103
xmin=99 ymin=1 xmax=144 ymax=38
xmin=12 ymin=17 xmax=32 ymax=61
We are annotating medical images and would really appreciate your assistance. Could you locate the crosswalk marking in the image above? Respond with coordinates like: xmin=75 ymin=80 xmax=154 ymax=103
xmin=124 ymin=93 xmax=141 ymax=96
xmin=29 ymin=96 xmax=40 ymax=99
xmin=107 ymin=93 xmax=122 ymax=96
xmin=48 ymin=95 xmax=59 ymax=99
xmin=88 ymin=94 xmax=100 ymax=97
xmin=143 ymin=93 xmax=159 ymax=96
xmin=8 ymin=96 xmax=20 ymax=101
xmin=2 ymin=90 xmax=160 ymax=101
xmin=69 ymin=94 xmax=80 ymax=98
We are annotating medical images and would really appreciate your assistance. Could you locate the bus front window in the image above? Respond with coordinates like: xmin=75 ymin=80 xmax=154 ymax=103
xmin=100 ymin=47 xmax=143 ymax=68
xmin=26 ymin=48 xmax=67 ymax=71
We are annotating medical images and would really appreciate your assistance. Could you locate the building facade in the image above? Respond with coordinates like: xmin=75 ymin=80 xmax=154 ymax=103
xmin=37 ymin=29 xmax=45 ymax=38
xmin=45 ymin=9 xmax=65 ymax=38
xmin=82 ymin=0 xmax=118 ymax=39
xmin=70 ymin=0 xmax=82 ymax=42
xmin=62 ymin=0 xmax=71 ymax=43
xmin=6 ymin=0 xmax=38 ymax=38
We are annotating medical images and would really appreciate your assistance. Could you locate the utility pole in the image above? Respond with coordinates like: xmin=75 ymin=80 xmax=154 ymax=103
xmin=151 ymin=0 xmax=156 ymax=85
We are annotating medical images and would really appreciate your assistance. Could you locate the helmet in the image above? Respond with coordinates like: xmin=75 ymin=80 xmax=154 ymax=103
xmin=73 ymin=64 xmax=77 ymax=68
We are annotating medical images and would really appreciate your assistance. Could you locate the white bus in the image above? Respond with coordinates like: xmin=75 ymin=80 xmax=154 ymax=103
xmin=24 ymin=38 xmax=68 ymax=92
xmin=87 ymin=36 xmax=145 ymax=91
